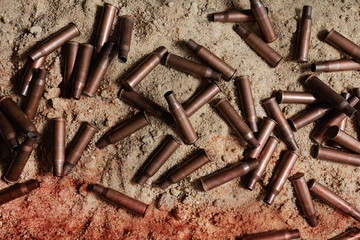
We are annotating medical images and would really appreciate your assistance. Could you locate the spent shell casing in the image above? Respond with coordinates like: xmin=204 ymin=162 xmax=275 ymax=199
xmin=117 ymin=15 xmax=134 ymax=63
xmin=52 ymin=118 xmax=66 ymax=176
xmin=325 ymin=29 xmax=360 ymax=63
xmin=276 ymin=91 xmax=317 ymax=104
xmin=0 ymin=179 xmax=40 ymax=206
xmin=316 ymin=145 xmax=360 ymax=166
xmin=295 ymin=6 xmax=312 ymax=62
xmin=94 ymin=3 xmax=117 ymax=54
xmin=63 ymin=41 xmax=79 ymax=98
xmin=250 ymin=0 xmax=277 ymax=43
xmin=20 ymin=56 xmax=46 ymax=96
xmin=241 ymin=229 xmax=300 ymax=240
xmin=311 ymin=59 xmax=360 ymax=72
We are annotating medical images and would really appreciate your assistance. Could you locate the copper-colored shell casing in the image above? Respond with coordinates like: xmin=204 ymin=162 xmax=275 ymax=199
xmin=137 ymin=135 xmax=181 ymax=186
xmin=311 ymin=59 xmax=360 ymax=72
xmin=90 ymin=184 xmax=148 ymax=217
xmin=309 ymin=180 xmax=360 ymax=222
xmin=183 ymin=82 xmax=221 ymax=117
xmin=159 ymin=150 xmax=210 ymax=189
xmin=311 ymin=95 xmax=359 ymax=143
xmin=0 ymin=179 xmax=40 ymax=206
xmin=187 ymin=39 xmax=236 ymax=80
xmin=329 ymin=228 xmax=360 ymax=240
xmin=236 ymin=75 xmax=258 ymax=132
xmin=250 ymin=0 xmax=277 ymax=43
xmin=117 ymin=16 xmax=134 ymax=63
xmin=0 ymin=110 xmax=19 ymax=151
xmin=71 ymin=43 xmax=94 ymax=99
xmin=119 ymin=89 xmax=173 ymax=124
xmin=327 ymin=126 xmax=360 ymax=154
xmin=290 ymin=172 xmax=318 ymax=227
xmin=246 ymin=136 xmax=279 ymax=190
xmin=201 ymin=158 xmax=258 ymax=191
xmin=165 ymin=91 xmax=197 ymax=144
xmin=295 ymin=6 xmax=312 ymax=62
xmin=52 ymin=118 xmax=66 ymax=176
xmin=83 ymin=42 xmax=115 ymax=97
xmin=23 ymin=69 xmax=47 ymax=120
xmin=63 ymin=41 xmax=79 ymax=98
xmin=288 ymin=104 xmax=332 ymax=131
xmin=62 ymin=122 xmax=98 ymax=176
xmin=165 ymin=53 xmax=222 ymax=81
xmin=212 ymin=9 xmax=259 ymax=22
xmin=305 ymin=75 xmax=356 ymax=117
xmin=123 ymin=46 xmax=168 ymax=90
xmin=234 ymin=25 xmax=282 ymax=67
xmin=94 ymin=3 xmax=117 ymax=54
xmin=263 ymin=97 xmax=298 ymax=150
xmin=247 ymin=117 xmax=277 ymax=159
xmin=20 ymin=56 xmax=46 ymax=96
xmin=96 ymin=112 xmax=151 ymax=149
xmin=29 ymin=23 xmax=80 ymax=61
xmin=0 ymin=96 xmax=39 ymax=138
xmin=264 ymin=150 xmax=299 ymax=205
xmin=242 ymin=229 xmax=300 ymax=240
xmin=4 ymin=136 xmax=37 ymax=183
xmin=276 ymin=91 xmax=317 ymax=104
xmin=215 ymin=98 xmax=259 ymax=148
xmin=325 ymin=29 xmax=360 ymax=63
xmin=316 ymin=145 xmax=360 ymax=166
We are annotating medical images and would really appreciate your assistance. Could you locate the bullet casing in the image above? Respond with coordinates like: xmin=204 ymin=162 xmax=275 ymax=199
xmin=316 ymin=145 xmax=360 ymax=166
xmin=20 ymin=56 xmax=46 ymax=96
xmin=311 ymin=59 xmax=360 ymax=72
xmin=295 ymin=6 xmax=312 ymax=62
xmin=327 ymin=126 xmax=360 ymax=154
xmin=96 ymin=112 xmax=151 ymax=149
xmin=235 ymin=25 xmax=282 ymax=67
xmin=250 ymin=0 xmax=277 ymax=43
xmin=212 ymin=9 xmax=262 ymax=22
xmin=325 ymin=29 xmax=360 ymax=63
xmin=215 ymin=98 xmax=259 ymax=148
xmin=0 ymin=110 xmax=19 ymax=151
xmin=276 ymin=91 xmax=317 ymax=104
xmin=94 ymin=3 xmax=117 ymax=54
xmin=52 ymin=118 xmax=66 ymax=176
xmin=201 ymin=159 xmax=258 ymax=191
xmin=329 ymin=228 xmax=360 ymax=240
xmin=0 ymin=179 xmax=40 ymax=206
xmin=242 ymin=229 xmax=301 ymax=240
xmin=288 ymin=104 xmax=332 ymax=131
xmin=63 ymin=41 xmax=79 ymax=98
xmin=117 ymin=16 xmax=134 ymax=63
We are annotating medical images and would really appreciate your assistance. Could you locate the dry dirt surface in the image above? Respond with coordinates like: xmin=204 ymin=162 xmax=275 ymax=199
xmin=0 ymin=0 xmax=360 ymax=239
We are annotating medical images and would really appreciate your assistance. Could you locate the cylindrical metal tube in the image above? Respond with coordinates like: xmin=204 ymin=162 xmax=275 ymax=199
xmin=122 ymin=46 xmax=168 ymax=90
xmin=52 ymin=118 xmax=66 ymax=176
xmin=316 ymin=145 xmax=360 ymax=166
xmin=212 ymin=9 xmax=263 ymax=22
xmin=96 ymin=112 xmax=151 ymax=149
xmin=0 ymin=179 xmax=40 ymax=206
xmin=311 ymin=95 xmax=359 ymax=143
xmin=4 ymin=136 xmax=37 ymax=183
xmin=327 ymin=126 xmax=360 ymax=154
xmin=187 ymin=39 xmax=236 ymax=80
xmin=247 ymin=117 xmax=277 ymax=159
xmin=329 ymin=228 xmax=360 ymax=240
xmin=295 ymin=6 xmax=312 ymax=62
xmin=311 ymin=59 xmax=360 ymax=72
xmin=29 ymin=23 xmax=80 ymax=61
xmin=263 ymin=97 xmax=298 ymax=150
xmin=71 ymin=43 xmax=94 ymax=99
xmin=250 ymin=0 xmax=277 ymax=43
xmin=309 ymin=180 xmax=360 ymax=222
xmin=264 ymin=150 xmax=299 ymax=205
xmin=90 ymin=184 xmax=148 ymax=217
xmin=165 ymin=91 xmax=198 ymax=145
xmin=305 ymin=75 xmax=356 ymax=117
xmin=325 ymin=29 xmax=360 ymax=63
xmin=276 ymin=91 xmax=317 ymax=104
xmin=201 ymin=159 xmax=258 ymax=191
xmin=63 ymin=41 xmax=79 ymax=98
xmin=242 ymin=229 xmax=301 ymax=240
xmin=20 ymin=56 xmax=46 ymax=96
xmin=137 ymin=135 xmax=181 ymax=186
xmin=119 ymin=89 xmax=173 ymax=124
xmin=0 ymin=110 xmax=19 ymax=151
xmin=117 ymin=15 xmax=134 ymax=63
xmin=290 ymin=172 xmax=318 ymax=227
xmin=215 ymin=98 xmax=259 ymax=148
xmin=183 ymin=82 xmax=221 ymax=117
xmin=23 ymin=69 xmax=47 ymax=120
xmin=236 ymin=75 xmax=258 ymax=132
xmin=247 ymin=136 xmax=279 ymax=190
xmin=83 ymin=42 xmax=115 ymax=97
xmin=330 ymin=92 xmax=350 ymax=149
xmin=94 ymin=3 xmax=117 ymax=54
xmin=159 ymin=150 xmax=210 ymax=189
xmin=234 ymin=25 xmax=282 ymax=67
xmin=288 ymin=104 xmax=332 ymax=131
xmin=62 ymin=122 xmax=99 ymax=176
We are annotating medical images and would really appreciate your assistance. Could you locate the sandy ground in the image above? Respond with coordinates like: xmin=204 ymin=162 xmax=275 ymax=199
xmin=0 ymin=0 xmax=359 ymax=239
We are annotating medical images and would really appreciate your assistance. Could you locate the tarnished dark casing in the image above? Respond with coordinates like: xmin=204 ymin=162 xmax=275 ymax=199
xmin=0 ymin=110 xmax=19 ymax=151
xmin=295 ymin=6 xmax=312 ymax=62
xmin=311 ymin=59 xmax=360 ymax=72
xmin=329 ymin=228 xmax=360 ymax=240
xmin=276 ymin=91 xmax=317 ymax=104
xmin=117 ymin=16 xmax=134 ymax=63
xmin=0 ymin=179 xmax=40 ymax=206
xmin=242 ymin=229 xmax=300 ymax=240
xmin=200 ymin=159 xmax=258 ymax=191
xmin=52 ymin=118 xmax=66 ymax=176
xmin=90 ymin=184 xmax=148 ymax=217
xmin=235 ymin=25 xmax=282 ymax=67
xmin=327 ymin=126 xmax=360 ymax=154
xmin=288 ymin=104 xmax=332 ymax=131
xmin=63 ymin=41 xmax=79 ymax=98
xmin=250 ymin=0 xmax=277 ymax=43
xmin=96 ymin=112 xmax=151 ymax=149
xmin=159 ymin=150 xmax=210 ymax=189
xmin=212 ymin=9 xmax=258 ymax=22
xmin=20 ymin=56 xmax=46 ymax=96
xmin=325 ymin=29 xmax=360 ymax=63
xmin=29 ymin=23 xmax=80 ymax=61
xmin=316 ymin=145 xmax=360 ymax=166
xmin=94 ymin=3 xmax=117 ymax=54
